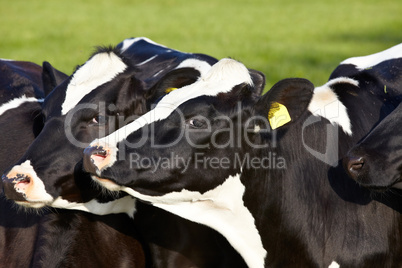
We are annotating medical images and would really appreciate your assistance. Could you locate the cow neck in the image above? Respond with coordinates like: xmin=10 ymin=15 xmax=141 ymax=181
xmin=120 ymin=172 xmax=267 ymax=268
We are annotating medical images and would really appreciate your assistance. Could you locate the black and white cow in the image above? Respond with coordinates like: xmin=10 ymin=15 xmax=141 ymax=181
xmin=2 ymin=39 xmax=247 ymax=267
xmin=0 ymin=59 xmax=68 ymax=267
xmin=0 ymin=60 xmax=145 ymax=268
xmin=81 ymin=44 xmax=402 ymax=268
xmin=344 ymin=102 xmax=402 ymax=189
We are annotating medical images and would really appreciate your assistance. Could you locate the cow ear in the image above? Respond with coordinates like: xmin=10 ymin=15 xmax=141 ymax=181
xmin=254 ymin=78 xmax=314 ymax=130
xmin=145 ymin=67 xmax=201 ymax=104
xmin=249 ymin=69 xmax=266 ymax=97
xmin=115 ymin=76 xmax=148 ymax=115
xmin=41 ymin=61 xmax=69 ymax=97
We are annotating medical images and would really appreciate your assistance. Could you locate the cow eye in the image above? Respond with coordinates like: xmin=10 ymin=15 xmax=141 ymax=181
xmin=188 ymin=118 xmax=207 ymax=129
xmin=91 ymin=115 xmax=108 ymax=125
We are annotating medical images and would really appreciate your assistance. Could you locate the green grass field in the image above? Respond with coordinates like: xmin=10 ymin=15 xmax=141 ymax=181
xmin=1 ymin=0 xmax=401 ymax=90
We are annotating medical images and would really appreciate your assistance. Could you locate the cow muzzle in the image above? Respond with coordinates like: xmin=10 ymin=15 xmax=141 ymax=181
xmin=1 ymin=160 xmax=53 ymax=207
xmin=344 ymin=155 xmax=366 ymax=181
xmin=83 ymin=143 xmax=114 ymax=176
xmin=83 ymin=143 xmax=123 ymax=191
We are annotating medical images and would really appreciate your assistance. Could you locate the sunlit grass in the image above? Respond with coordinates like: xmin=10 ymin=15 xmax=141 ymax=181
xmin=1 ymin=0 xmax=401 ymax=90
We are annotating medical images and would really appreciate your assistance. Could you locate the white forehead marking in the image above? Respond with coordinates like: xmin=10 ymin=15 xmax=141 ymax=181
xmin=174 ymin=58 xmax=214 ymax=76
xmin=341 ymin=43 xmax=402 ymax=70
xmin=61 ymin=52 xmax=127 ymax=115
xmin=0 ymin=95 xmax=42 ymax=117
xmin=51 ymin=195 xmax=136 ymax=218
xmin=96 ymin=172 xmax=266 ymax=268
xmin=95 ymin=58 xmax=253 ymax=150
xmin=308 ymin=77 xmax=357 ymax=135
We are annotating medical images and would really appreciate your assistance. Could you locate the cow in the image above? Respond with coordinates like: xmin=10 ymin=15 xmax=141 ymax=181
xmin=80 ymin=47 xmax=402 ymax=268
xmin=0 ymin=59 xmax=67 ymax=267
xmin=0 ymin=60 xmax=145 ymax=268
xmin=344 ymin=101 xmax=402 ymax=190
xmin=2 ymin=38 xmax=247 ymax=267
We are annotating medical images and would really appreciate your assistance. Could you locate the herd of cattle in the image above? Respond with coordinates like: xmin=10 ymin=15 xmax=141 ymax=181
xmin=0 ymin=37 xmax=401 ymax=267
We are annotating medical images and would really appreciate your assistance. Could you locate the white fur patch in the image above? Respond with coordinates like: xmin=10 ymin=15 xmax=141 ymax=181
xmin=174 ymin=58 xmax=214 ymax=77
xmin=0 ymin=95 xmax=42 ymax=117
xmin=91 ymin=59 xmax=254 ymax=169
xmin=61 ymin=52 xmax=127 ymax=115
xmin=308 ymin=77 xmax=357 ymax=135
xmin=341 ymin=43 xmax=402 ymax=70
xmin=95 ymin=173 xmax=266 ymax=268
xmin=119 ymin=37 xmax=167 ymax=53
xmin=328 ymin=261 xmax=340 ymax=268
xmin=51 ymin=195 xmax=136 ymax=217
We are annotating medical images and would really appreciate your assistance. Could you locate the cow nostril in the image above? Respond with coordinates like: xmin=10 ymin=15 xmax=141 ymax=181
xmin=83 ymin=146 xmax=107 ymax=175
xmin=93 ymin=148 xmax=107 ymax=160
xmin=2 ymin=173 xmax=32 ymax=201
xmin=346 ymin=156 xmax=365 ymax=177
xmin=15 ymin=175 xmax=31 ymax=186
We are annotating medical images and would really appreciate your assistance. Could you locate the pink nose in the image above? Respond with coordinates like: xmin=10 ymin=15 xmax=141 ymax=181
xmin=1 ymin=160 xmax=53 ymax=204
xmin=83 ymin=144 xmax=113 ymax=175
xmin=2 ymin=172 xmax=31 ymax=201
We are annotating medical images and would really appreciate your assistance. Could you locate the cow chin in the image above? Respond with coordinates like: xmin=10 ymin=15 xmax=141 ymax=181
xmin=14 ymin=200 xmax=49 ymax=209
xmin=91 ymin=174 xmax=122 ymax=192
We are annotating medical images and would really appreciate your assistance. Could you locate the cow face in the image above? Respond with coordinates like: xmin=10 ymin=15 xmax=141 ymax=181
xmin=344 ymin=102 xmax=402 ymax=189
xmin=83 ymin=59 xmax=266 ymax=193
xmin=2 ymin=41 xmax=216 ymax=209
xmin=83 ymin=58 xmax=315 ymax=201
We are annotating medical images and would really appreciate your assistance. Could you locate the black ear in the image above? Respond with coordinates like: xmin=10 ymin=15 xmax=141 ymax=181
xmin=115 ymin=75 xmax=148 ymax=116
xmin=41 ymin=61 xmax=69 ymax=97
xmin=145 ymin=67 xmax=201 ymax=105
xmin=254 ymin=78 xmax=314 ymax=130
xmin=249 ymin=69 xmax=266 ymax=97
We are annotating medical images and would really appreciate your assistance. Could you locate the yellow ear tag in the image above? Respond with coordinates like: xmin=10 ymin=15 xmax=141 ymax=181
xmin=165 ymin=87 xmax=177 ymax=94
xmin=268 ymin=102 xmax=291 ymax=129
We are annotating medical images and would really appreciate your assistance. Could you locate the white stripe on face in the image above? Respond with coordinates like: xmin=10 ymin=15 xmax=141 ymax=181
xmin=341 ymin=43 xmax=402 ymax=70
xmin=308 ymin=77 xmax=356 ymax=135
xmin=0 ymin=95 xmax=42 ymax=117
xmin=91 ymin=58 xmax=254 ymax=165
xmin=61 ymin=52 xmax=127 ymax=115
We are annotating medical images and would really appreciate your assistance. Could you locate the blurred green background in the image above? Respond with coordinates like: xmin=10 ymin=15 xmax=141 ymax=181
xmin=1 ymin=0 xmax=401 ymax=90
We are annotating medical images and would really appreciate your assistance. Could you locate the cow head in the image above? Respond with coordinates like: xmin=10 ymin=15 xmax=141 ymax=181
xmin=2 ymin=38 xmax=217 ymax=211
xmin=344 ymin=102 xmax=402 ymax=190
